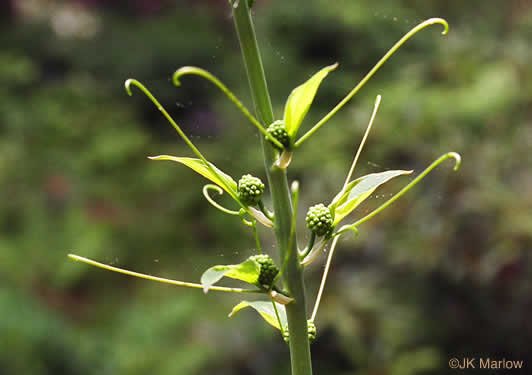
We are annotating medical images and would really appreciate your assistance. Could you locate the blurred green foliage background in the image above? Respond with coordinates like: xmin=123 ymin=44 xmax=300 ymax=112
xmin=1 ymin=0 xmax=531 ymax=374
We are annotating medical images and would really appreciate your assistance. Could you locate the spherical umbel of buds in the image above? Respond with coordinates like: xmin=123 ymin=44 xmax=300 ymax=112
xmin=249 ymin=254 xmax=279 ymax=289
xmin=238 ymin=174 xmax=265 ymax=206
xmin=266 ymin=121 xmax=291 ymax=150
xmin=283 ymin=320 xmax=317 ymax=344
xmin=305 ymin=203 xmax=333 ymax=237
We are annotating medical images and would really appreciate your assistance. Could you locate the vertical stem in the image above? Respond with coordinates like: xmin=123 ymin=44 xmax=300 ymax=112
xmin=231 ymin=2 xmax=313 ymax=375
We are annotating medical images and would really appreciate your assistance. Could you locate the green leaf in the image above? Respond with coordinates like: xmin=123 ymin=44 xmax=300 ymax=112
xmin=283 ymin=63 xmax=338 ymax=138
xmin=330 ymin=170 xmax=412 ymax=225
xmin=228 ymin=300 xmax=287 ymax=330
xmin=200 ymin=258 xmax=260 ymax=293
xmin=148 ymin=156 xmax=237 ymax=195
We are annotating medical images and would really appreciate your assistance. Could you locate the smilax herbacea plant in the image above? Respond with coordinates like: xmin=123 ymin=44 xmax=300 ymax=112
xmin=69 ymin=2 xmax=461 ymax=374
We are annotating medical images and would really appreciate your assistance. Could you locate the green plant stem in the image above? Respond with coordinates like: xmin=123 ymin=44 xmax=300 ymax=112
xmin=299 ymin=232 xmax=316 ymax=260
xmin=258 ymin=200 xmax=274 ymax=220
xmin=271 ymin=295 xmax=285 ymax=333
xmin=231 ymin=2 xmax=313 ymax=375
xmin=310 ymin=235 xmax=340 ymax=322
xmin=275 ymin=180 xmax=299 ymax=283
xmin=252 ymin=220 xmax=262 ymax=254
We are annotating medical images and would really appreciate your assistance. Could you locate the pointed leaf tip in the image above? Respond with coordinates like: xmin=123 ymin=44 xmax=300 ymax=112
xmin=330 ymin=170 xmax=412 ymax=225
xmin=229 ymin=300 xmax=287 ymax=330
xmin=148 ymin=156 xmax=237 ymax=195
xmin=284 ymin=63 xmax=338 ymax=138
xmin=200 ymin=258 xmax=260 ymax=293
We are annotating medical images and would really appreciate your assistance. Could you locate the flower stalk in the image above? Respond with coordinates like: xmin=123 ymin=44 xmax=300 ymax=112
xmin=231 ymin=1 xmax=313 ymax=374
xmin=68 ymin=4 xmax=459 ymax=374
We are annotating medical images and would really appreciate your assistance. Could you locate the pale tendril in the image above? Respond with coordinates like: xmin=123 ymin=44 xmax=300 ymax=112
xmin=295 ymin=18 xmax=449 ymax=147
xmin=173 ymin=66 xmax=284 ymax=149
xmin=202 ymin=184 xmax=241 ymax=216
xmin=124 ymin=79 xmax=237 ymax=200
xmin=310 ymin=152 xmax=461 ymax=321
xmin=68 ymin=254 xmax=260 ymax=294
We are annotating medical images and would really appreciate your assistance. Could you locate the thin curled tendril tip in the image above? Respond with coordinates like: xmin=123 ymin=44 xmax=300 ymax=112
xmin=171 ymin=66 xmax=284 ymax=149
xmin=294 ymin=17 xmax=449 ymax=147
xmin=124 ymin=78 xmax=135 ymax=96
xmin=447 ymin=152 xmax=461 ymax=170
xmin=426 ymin=17 xmax=449 ymax=35
xmin=202 ymin=184 xmax=241 ymax=216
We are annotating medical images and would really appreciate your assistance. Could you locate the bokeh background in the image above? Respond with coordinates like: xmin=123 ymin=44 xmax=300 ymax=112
xmin=1 ymin=0 xmax=531 ymax=374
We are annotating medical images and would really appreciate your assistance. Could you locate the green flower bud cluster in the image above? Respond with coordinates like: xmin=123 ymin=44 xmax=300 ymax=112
xmin=238 ymin=174 xmax=265 ymax=206
xmin=305 ymin=203 xmax=333 ymax=236
xmin=266 ymin=121 xmax=291 ymax=150
xmin=283 ymin=320 xmax=317 ymax=344
xmin=249 ymin=254 xmax=279 ymax=288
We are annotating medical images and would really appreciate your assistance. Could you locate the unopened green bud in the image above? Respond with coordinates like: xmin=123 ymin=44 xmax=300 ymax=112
xmin=266 ymin=121 xmax=291 ymax=150
xmin=238 ymin=174 xmax=265 ymax=206
xmin=283 ymin=320 xmax=317 ymax=343
xmin=249 ymin=254 xmax=279 ymax=288
xmin=306 ymin=203 xmax=333 ymax=237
